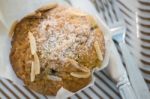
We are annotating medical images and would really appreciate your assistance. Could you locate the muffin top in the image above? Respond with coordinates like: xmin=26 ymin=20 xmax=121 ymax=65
xmin=10 ymin=3 xmax=105 ymax=95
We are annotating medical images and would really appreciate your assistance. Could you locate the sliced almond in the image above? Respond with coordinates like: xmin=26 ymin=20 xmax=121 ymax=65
xmin=86 ymin=15 xmax=97 ymax=28
xmin=9 ymin=20 xmax=18 ymax=39
xmin=47 ymin=75 xmax=62 ymax=81
xmin=94 ymin=41 xmax=103 ymax=61
xmin=65 ymin=58 xmax=79 ymax=68
xmin=24 ymin=11 xmax=41 ymax=18
xmin=65 ymin=58 xmax=90 ymax=72
xmin=70 ymin=72 xmax=90 ymax=78
xmin=34 ymin=53 xmax=40 ymax=75
xmin=28 ymin=32 xmax=37 ymax=55
xmin=36 ymin=3 xmax=57 ymax=12
xmin=67 ymin=9 xmax=87 ymax=16
xmin=30 ymin=62 xmax=35 ymax=82
xmin=25 ymin=11 xmax=36 ymax=18
xmin=79 ymin=66 xmax=90 ymax=73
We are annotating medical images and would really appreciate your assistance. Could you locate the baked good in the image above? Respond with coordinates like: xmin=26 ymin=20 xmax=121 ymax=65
xmin=10 ymin=3 xmax=105 ymax=95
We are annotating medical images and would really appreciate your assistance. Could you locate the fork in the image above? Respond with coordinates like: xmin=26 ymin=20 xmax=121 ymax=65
xmin=95 ymin=0 xmax=150 ymax=99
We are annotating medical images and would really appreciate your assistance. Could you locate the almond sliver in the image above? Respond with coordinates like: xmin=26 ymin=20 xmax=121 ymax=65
xmin=94 ymin=41 xmax=103 ymax=61
xmin=37 ymin=3 xmax=57 ymax=12
xmin=70 ymin=72 xmax=90 ymax=78
xmin=24 ymin=11 xmax=36 ymax=18
xmin=65 ymin=58 xmax=90 ymax=72
xmin=30 ymin=62 xmax=35 ymax=82
xmin=28 ymin=32 xmax=37 ymax=55
xmin=9 ymin=20 xmax=18 ymax=39
xmin=70 ymin=11 xmax=86 ymax=16
xmin=79 ymin=66 xmax=90 ymax=73
xmin=86 ymin=15 xmax=97 ymax=27
xmin=65 ymin=58 xmax=79 ymax=68
xmin=34 ymin=53 xmax=40 ymax=75
xmin=47 ymin=75 xmax=62 ymax=81
xmin=24 ymin=11 xmax=41 ymax=18
xmin=67 ymin=9 xmax=87 ymax=16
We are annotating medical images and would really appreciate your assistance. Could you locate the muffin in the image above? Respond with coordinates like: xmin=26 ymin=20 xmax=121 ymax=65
xmin=10 ymin=3 xmax=105 ymax=95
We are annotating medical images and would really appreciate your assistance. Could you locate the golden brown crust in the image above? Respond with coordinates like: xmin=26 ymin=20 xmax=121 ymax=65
xmin=10 ymin=4 xmax=105 ymax=95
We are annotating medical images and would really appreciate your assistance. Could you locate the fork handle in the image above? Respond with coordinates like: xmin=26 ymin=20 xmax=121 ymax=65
xmin=116 ymin=73 xmax=136 ymax=99
xmin=110 ymin=41 xmax=137 ymax=99
xmin=118 ymin=82 xmax=136 ymax=99
xmin=118 ymin=42 xmax=150 ymax=99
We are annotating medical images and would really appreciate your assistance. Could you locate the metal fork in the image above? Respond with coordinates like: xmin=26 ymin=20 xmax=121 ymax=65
xmin=94 ymin=0 xmax=150 ymax=99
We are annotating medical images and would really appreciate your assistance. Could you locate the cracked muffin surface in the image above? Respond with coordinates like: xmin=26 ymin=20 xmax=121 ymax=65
xmin=10 ymin=4 xmax=105 ymax=95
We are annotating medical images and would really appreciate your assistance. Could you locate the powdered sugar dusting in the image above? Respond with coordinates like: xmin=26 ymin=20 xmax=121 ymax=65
xmin=35 ymin=6 xmax=98 ymax=67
